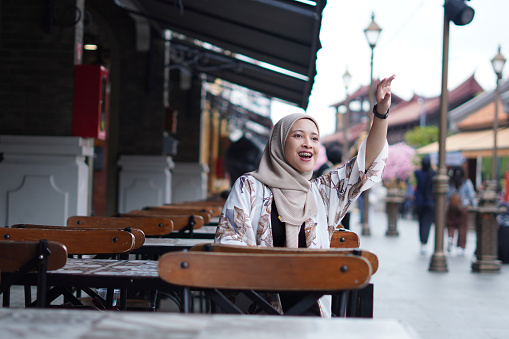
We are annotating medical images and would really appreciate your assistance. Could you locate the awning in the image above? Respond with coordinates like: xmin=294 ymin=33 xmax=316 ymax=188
xmin=114 ymin=0 xmax=326 ymax=109
xmin=417 ymin=127 xmax=509 ymax=158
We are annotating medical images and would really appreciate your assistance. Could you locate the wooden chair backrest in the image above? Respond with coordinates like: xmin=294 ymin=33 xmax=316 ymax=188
xmin=330 ymin=228 xmax=360 ymax=248
xmin=142 ymin=206 xmax=212 ymax=224
xmin=122 ymin=212 xmax=204 ymax=231
xmin=11 ymin=224 xmax=146 ymax=250
xmin=171 ymin=199 xmax=225 ymax=208
xmin=190 ymin=243 xmax=378 ymax=274
xmin=0 ymin=240 xmax=67 ymax=272
xmin=66 ymin=216 xmax=173 ymax=236
xmin=158 ymin=250 xmax=372 ymax=291
xmin=160 ymin=204 xmax=222 ymax=217
xmin=1 ymin=227 xmax=136 ymax=254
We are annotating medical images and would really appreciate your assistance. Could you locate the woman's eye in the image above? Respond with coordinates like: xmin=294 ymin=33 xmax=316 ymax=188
xmin=312 ymin=137 xmax=319 ymax=142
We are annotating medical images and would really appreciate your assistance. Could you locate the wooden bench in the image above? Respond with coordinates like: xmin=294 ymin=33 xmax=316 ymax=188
xmin=159 ymin=245 xmax=374 ymax=316
xmin=0 ymin=239 xmax=67 ymax=307
xmin=66 ymin=216 xmax=173 ymax=237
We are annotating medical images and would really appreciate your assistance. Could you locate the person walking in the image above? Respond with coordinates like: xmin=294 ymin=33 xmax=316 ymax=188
xmin=414 ymin=156 xmax=435 ymax=255
xmin=446 ymin=166 xmax=477 ymax=255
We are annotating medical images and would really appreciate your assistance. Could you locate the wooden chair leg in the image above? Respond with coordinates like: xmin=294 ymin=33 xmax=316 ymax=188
xmin=356 ymin=283 xmax=374 ymax=318
xmin=24 ymin=284 xmax=32 ymax=307
xmin=2 ymin=288 xmax=10 ymax=307
xmin=181 ymin=287 xmax=192 ymax=313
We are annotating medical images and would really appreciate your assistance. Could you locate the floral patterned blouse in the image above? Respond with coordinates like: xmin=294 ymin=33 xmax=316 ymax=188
xmin=214 ymin=138 xmax=388 ymax=317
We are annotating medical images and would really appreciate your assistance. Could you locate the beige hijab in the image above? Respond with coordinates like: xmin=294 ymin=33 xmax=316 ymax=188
xmin=250 ymin=113 xmax=319 ymax=225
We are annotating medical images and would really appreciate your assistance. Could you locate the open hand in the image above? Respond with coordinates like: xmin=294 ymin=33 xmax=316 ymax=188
xmin=375 ymin=74 xmax=396 ymax=114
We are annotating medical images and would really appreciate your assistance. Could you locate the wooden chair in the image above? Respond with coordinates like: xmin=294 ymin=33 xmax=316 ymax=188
xmin=141 ymin=206 xmax=212 ymax=224
xmin=66 ymin=216 xmax=173 ymax=237
xmin=158 ymin=245 xmax=373 ymax=317
xmin=330 ymin=228 xmax=361 ymax=248
xmin=121 ymin=211 xmax=205 ymax=238
xmin=160 ymin=203 xmax=223 ymax=217
xmin=3 ymin=225 xmax=145 ymax=309
xmin=0 ymin=239 xmax=67 ymax=307
xmin=4 ymin=226 xmax=138 ymax=255
xmin=190 ymin=243 xmax=378 ymax=274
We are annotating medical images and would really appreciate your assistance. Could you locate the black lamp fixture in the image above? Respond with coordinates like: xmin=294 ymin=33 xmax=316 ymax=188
xmin=445 ymin=0 xmax=474 ymax=26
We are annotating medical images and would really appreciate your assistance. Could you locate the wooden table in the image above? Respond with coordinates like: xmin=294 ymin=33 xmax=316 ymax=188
xmin=0 ymin=308 xmax=419 ymax=339
xmin=170 ymin=225 xmax=217 ymax=239
xmin=4 ymin=258 xmax=173 ymax=310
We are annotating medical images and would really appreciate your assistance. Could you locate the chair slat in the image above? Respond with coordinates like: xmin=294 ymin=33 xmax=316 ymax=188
xmin=161 ymin=204 xmax=222 ymax=217
xmin=158 ymin=251 xmax=372 ymax=291
xmin=11 ymin=224 xmax=145 ymax=250
xmin=190 ymin=243 xmax=378 ymax=274
xmin=66 ymin=216 xmax=173 ymax=236
xmin=122 ymin=212 xmax=204 ymax=231
xmin=0 ymin=240 xmax=67 ymax=272
xmin=330 ymin=228 xmax=360 ymax=248
xmin=142 ymin=207 xmax=212 ymax=224
xmin=0 ymin=227 xmax=135 ymax=255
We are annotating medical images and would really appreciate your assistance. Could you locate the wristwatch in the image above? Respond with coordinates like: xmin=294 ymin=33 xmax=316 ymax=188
xmin=373 ymin=104 xmax=389 ymax=119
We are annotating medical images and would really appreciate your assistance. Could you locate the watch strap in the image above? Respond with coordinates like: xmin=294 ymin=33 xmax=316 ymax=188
xmin=373 ymin=104 xmax=389 ymax=119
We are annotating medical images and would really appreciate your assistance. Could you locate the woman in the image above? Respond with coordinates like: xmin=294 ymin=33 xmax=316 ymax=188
xmin=215 ymin=75 xmax=395 ymax=317
xmin=414 ymin=156 xmax=435 ymax=255
xmin=446 ymin=166 xmax=477 ymax=255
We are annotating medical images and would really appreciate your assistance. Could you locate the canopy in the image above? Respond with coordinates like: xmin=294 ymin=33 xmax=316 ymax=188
xmin=114 ymin=0 xmax=326 ymax=109
xmin=417 ymin=128 xmax=509 ymax=158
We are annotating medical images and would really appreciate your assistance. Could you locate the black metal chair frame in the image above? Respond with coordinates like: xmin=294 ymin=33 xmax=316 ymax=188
xmin=1 ymin=239 xmax=51 ymax=308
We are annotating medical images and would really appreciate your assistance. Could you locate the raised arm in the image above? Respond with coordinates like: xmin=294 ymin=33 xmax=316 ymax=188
xmin=365 ymin=74 xmax=396 ymax=168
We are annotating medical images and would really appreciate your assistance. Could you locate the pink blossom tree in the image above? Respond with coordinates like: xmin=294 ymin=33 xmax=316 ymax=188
xmin=383 ymin=142 xmax=416 ymax=183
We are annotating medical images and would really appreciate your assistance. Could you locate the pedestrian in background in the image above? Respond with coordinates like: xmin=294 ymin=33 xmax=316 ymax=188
xmin=446 ymin=166 xmax=477 ymax=255
xmin=414 ymin=156 xmax=435 ymax=255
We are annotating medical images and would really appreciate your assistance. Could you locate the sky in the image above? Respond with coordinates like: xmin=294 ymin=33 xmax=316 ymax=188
xmin=271 ymin=0 xmax=509 ymax=137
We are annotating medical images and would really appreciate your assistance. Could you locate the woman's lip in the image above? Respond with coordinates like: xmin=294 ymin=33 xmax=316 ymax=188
xmin=298 ymin=154 xmax=313 ymax=162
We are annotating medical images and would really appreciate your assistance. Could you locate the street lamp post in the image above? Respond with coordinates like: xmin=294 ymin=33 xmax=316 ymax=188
xmin=361 ymin=12 xmax=382 ymax=236
xmin=429 ymin=0 xmax=474 ymax=272
xmin=429 ymin=5 xmax=451 ymax=273
xmin=343 ymin=68 xmax=352 ymax=162
xmin=470 ymin=46 xmax=505 ymax=273
xmin=490 ymin=45 xmax=506 ymax=187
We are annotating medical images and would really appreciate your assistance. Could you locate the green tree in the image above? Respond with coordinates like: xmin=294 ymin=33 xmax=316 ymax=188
xmin=404 ymin=126 xmax=439 ymax=148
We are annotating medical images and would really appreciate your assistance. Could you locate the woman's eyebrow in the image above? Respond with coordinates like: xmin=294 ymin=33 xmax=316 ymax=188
xmin=290 ymin=129 xmax=318 ymax=135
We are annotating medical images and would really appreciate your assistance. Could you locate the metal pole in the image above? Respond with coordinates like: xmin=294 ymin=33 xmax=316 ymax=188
xmin=492 ymin=77 xmax=500 ymax=185
xmin=343 ymin=91 xmax=350 ymax=163
xmin=336 ymin=106 xmax=341 ymax=133
xmin=361 ymin=47 xmax=375 ymax=236
xmin=429 ymin=1 xmax=449 ymax=272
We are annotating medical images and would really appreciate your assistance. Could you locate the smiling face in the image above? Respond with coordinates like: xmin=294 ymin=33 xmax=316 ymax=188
xmin=284 ymin=118 xmax=320 ymax=173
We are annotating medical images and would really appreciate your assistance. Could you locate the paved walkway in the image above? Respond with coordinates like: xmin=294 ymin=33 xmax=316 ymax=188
xmin=350 ymin=209 xmax=509 ymax=339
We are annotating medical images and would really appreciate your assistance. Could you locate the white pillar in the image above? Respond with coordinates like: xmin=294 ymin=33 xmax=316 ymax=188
xmin=172 ymin=162 xmax=209 ymax=203
xmin=0 ymin=135 xmax=94 ymax=226
xmin=117 ymin=155 xmax=174 ymax=213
